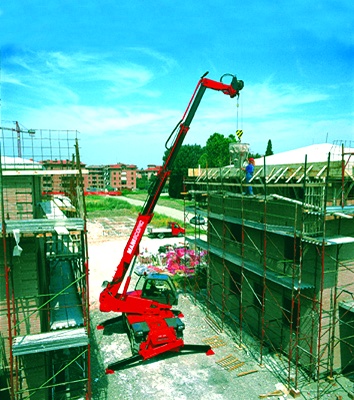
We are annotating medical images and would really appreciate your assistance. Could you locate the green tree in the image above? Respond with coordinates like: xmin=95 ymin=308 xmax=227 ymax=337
xmin=249 ymin=151 xmax=262 ymax=159
xmin=198 ymin=153 xmax=208 ymax=168
xmin=265 ymin=139 xmax=274 ymax=156
xmin=136 ymin=174 xmax=149 ymax=190
xmin=199 ymin=132 xmax=236 ymax=168
xmin=163 ymin=144 xmax=204 ymax=198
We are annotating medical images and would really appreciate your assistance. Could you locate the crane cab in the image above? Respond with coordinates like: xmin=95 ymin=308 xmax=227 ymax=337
xmin=135 ymin=273 xmax=178 ymax=306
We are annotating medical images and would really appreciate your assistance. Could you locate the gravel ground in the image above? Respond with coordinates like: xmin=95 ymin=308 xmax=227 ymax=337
xmin=90 ymin=297 xmax=283 ymax=400
xmin=87 ymin=218 xmax=353 ymax=400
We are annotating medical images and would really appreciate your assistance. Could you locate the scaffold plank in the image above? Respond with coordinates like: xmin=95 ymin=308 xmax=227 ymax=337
xmin=12 ymin=327 xmax=88 ymax=356
xmin=5 ymin=218 xmax=85 ymax=234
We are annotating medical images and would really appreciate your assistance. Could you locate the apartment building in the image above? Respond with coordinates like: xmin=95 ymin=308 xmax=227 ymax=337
xmin=103 ymin=163 xmax=137 ymax=191
xmin=83 ymin=165 xmax=105 ymax=192
xmin=83 ymin=163 xmax=137 ymax=192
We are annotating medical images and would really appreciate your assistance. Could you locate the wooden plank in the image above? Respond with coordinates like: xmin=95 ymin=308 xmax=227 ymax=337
xmin=202 ymin=335 xmax=226 ymax=348
xmin=228 ymin=362 xmax=245 ymax=371
xmin=237 ymin=369 xmax=258 ymax=377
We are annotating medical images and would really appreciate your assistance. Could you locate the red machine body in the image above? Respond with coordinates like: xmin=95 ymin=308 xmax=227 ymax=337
xmin=98 ymin=72 xmax=243 ymax=372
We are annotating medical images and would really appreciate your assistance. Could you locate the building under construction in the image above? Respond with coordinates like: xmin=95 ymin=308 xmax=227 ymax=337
xmin=1 ymin=123 xmax=353 ymax=399
xmin=0 ymin=126 xmax=90 ymax=399
xmin=185 ymin=141 xmax=354 ymax=397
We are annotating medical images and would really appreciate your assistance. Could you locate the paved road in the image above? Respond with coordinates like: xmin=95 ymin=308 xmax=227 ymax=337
xmin=120 ymin=195 xmax=186 ymax=221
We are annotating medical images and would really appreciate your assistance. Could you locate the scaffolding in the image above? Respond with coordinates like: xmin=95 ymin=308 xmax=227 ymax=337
xmin=184 ymin=143 xmax=354 ymax=398
xmin=0 ymin=125 xmax=91 ymax=400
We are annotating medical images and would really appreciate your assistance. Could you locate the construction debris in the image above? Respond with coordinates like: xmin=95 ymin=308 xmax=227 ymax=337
xmin=202 ymin=335 xmax=227 ymax=348
xmin=259 ymin=383 xmax=289 ymax=398
xmin=259 ymin=390 xmax=284 ymax=398
xmin=216 ymin=354 xmax=245 ymax=372
xmin=237 ymin=369 xmax=258 ymax=377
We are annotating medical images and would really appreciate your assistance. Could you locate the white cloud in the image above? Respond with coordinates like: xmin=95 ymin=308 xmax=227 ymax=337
xmin=18 ymin=103 xmax=179 ymax=136
xmin=2 ymin=49 xmax=174 ymax=107
xmin=241 ymin=82 xmax=329 ymax=118
xmin=2 ymin=48 xmax=353 ymax=168
xmin=1 ymin=71 xmax=26 ymax=86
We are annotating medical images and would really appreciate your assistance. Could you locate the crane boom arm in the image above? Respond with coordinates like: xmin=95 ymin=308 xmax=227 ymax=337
xmin=99 ymin=72 xmax=243 ymax=312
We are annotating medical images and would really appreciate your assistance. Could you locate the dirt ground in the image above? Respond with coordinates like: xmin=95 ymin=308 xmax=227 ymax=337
xmin=87 ymin=218 xmax=354 ymax=400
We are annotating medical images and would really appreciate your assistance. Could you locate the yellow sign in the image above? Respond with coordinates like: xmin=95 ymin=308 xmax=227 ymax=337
xmin=236 ymin=130 xmax=243 ymax=140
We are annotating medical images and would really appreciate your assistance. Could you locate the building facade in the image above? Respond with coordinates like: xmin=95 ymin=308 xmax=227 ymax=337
xmin=83 ymin=163 xmax=137 ymax=192
xmin=41 ymin=159 xmax=86 ymax=196
xmin=103 ymin=163 xmax=137 ymax=191
xmin=0 ymin=128 xmax=91 ymax=400
xmin=84 ymin=165 xmax=105 ymax=192
xmin=186 ymin=143 xmax=354 ymax=393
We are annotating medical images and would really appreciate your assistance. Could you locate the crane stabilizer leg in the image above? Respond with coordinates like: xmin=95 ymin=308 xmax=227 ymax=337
xmin=96 ymin=315 xmax=123 ymax=330
xmin=181 ymin=344 xmax=214 ymax=356
xmin=105 ymin=344 xmax=214 ymax=374
xmin=105 ymin=355 xmax=143 ymax=374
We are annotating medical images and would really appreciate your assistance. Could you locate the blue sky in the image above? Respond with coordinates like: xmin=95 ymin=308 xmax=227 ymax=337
xmin=1 ymin=1 xmax=353 ymax=168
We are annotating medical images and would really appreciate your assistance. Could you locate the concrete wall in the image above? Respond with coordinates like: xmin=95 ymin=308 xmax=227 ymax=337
xmin=0 ymin=237 xmax=41 ymax=336
xmin=207 ymin=192 xmax=354 ymax=375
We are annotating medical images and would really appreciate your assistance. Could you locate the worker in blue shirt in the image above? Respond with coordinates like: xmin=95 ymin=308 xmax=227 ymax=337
xmin=245 ymin=158 xmax=255 ymax=195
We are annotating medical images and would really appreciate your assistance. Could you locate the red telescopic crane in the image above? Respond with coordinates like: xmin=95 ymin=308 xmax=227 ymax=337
xmin=98 ymin=72 xmax=244 ymax=373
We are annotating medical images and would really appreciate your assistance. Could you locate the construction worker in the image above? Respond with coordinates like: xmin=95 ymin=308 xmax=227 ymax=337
xmin=245 ymin=157 xmax=255 ymax=195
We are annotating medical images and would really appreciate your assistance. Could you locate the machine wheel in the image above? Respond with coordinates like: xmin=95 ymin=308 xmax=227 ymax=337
xmin=158 ymin=233 xmax=165 ymax=239
xmin=124 ymin=317 xmax=140 ymax=355
xmin=176 ymin=330 xmax=184 ymax=339
xmin=130 ymin=332 xmax=140 ymax=355
xmin=122 ymin=313 xmax=129 ymax=333
xmin=177 ymin=233 xmax=183 ymax=237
